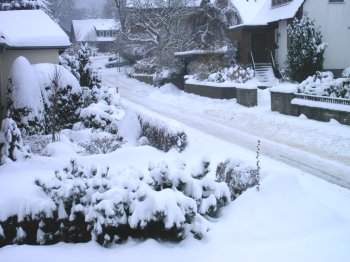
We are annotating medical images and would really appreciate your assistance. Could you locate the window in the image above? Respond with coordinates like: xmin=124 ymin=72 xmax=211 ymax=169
xmin=106 ymin=31 xmax=111 ymax=37
xmin=329 ymin=0 xmax=344 ymax=3
xmin=272 ymin=0 xmax=293 ymax=7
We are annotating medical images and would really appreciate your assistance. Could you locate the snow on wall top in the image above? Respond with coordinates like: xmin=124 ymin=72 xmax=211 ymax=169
xmin=72 ymin=19 xmax=119 ymax=42
xmin=231 ymin=0 xmax=305 ymax=28
xmin=0 ymin=10 xmax=70 ymax=48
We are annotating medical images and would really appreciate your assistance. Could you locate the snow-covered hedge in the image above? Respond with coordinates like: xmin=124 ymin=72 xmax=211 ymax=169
xmin=216 ymin=158 xmax=259 ymax=200
xmin=207 ymin=65 xmax=254 ymax=84
xmin=0 ymin=159 xmax=230 ymax=247
xmin=138 ymin=115 xmax=187 ymax=152
xmin=78 ymin=135 xmax=123 ymax=155
xmin=298 ymin=71 xmax=350 ymax=98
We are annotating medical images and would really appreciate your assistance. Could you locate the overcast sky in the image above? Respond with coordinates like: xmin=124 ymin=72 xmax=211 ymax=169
xmin=75 ymin=0 xmax=107 ymax=9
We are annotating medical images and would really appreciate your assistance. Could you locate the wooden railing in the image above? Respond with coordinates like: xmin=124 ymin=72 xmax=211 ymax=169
xmin=295 ymin=93 xmax=350 ymax=106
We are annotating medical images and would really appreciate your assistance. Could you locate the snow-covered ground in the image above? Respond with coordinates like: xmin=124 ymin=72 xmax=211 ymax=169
xmin=96 ymin=56 xmax=350 ymax=187
xmin=1 ymin=55 xmax=350 ymax=261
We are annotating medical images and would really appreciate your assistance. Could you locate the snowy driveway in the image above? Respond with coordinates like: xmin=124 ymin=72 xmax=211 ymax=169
xmin=95 ymin=57 xmax=350 ymax=188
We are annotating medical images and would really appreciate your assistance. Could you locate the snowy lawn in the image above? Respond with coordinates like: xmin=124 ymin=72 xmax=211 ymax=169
xmin=1 ymin=55 xmax=350 ymax=261
xmin=1 ymin=107 xmax=350 ymax=261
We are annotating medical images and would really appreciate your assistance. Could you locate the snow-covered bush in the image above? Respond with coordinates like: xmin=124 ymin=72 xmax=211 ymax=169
xmin=298 ymin=71 xmax=350 ymax=98
xmin=207 ymin=65 xmax=254 ymax=83
xmin=78 ymin=101 xmax=124 ymax=134
xmin=133 ymin=58 xmax=158 ymax=75
xmin=287 ymin=15 xmax=327 ymax=82
xmin=0 ymin=0 xmax=48 ymax=11
xmin=23 ymin=134 xmax=52 ymax=155
xmin=0 ymin=118 xmax=31 ymax=165
xmin=138 ymin=115 xmax=187 ymax=152
xmin=342 ymin=67 xmax=350 ymax=78
xmin=216 ymin=159 xmax=259 ymax=200
xmin=34 ymin=160 xmax=94 ymax=244
xmin=0 ymin=158 xmax=231 ymax=248
xmin=153 ymin=59 xmax=186 ymax=87
xmin=78 ymin=135 xmax=123 ymax=155
xmin=189 ymin=56 xmax=224 ymax=81
xmin=7 ymin=56 xmax=45 ymax=135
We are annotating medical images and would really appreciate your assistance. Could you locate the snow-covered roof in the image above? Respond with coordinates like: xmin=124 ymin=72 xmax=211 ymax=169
xmin=125 ymin=0 xmax=202 ymax=8
xmin=231 ymin=0 xmax=267 ymax=25
xmin=231 ymin=0 xmax=305 ymax=29
xmin=0 ymin=10 xmax=70 ymax=48
xmin=72 ymin=19 xmax=119 ymax=42
xmin=174 ymin=47 xmax=228 ymax=58
xmin=94 ymin=20 xmax=118 ymax=31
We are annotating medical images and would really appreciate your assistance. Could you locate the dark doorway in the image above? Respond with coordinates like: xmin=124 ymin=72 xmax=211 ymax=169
xmin=251 ymin=34 xmax=268 ymax=63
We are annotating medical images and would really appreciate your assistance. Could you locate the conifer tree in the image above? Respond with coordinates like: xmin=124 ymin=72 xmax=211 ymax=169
xmin=0 ymin=118 xmax=31 ymax=165
xmin=287 ymin=15 xmax=326 ymax=82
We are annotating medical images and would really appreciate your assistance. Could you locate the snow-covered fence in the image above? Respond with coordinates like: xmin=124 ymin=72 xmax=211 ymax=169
xmin=294 ymin=93 xmax=350 ymax=106
xmin=270 ymin=87 xmax=350 ymax=125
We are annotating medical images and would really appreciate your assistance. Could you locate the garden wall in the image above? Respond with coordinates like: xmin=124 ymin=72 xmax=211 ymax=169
xmin=270 ymin=90 xmax=350 ymax=125
xmin=130 ymin=74 xmax=154 ymax=85
xmin=184 ymin=81 xmax=257 ymax=107
xmin=236 ymin=87 xmax=257 ymax=107
xmin=185 ymin=82 xmax=236 ymax=99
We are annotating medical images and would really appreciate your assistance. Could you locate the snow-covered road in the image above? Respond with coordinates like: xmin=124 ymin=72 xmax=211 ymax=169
xmin=95 ymin=57 xmax=350 ymax=188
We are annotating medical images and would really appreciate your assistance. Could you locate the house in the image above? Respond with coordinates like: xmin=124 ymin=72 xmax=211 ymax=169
xmin=0 ymin=9 xmax=71 ymax=119
xmin=70 ymin=19 xmax=119 ymax=52
xmin=230 ymin=0 xmax=350 ymax=77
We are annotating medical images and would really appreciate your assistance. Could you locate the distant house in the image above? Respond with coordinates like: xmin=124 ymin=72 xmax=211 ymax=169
xmin=230 ymin=0 xmax=350 ymax=76
xmin=0 ymin=9 xmax=70 ymax=119
xmin=70 ymin=19 xmax=119 ymax=52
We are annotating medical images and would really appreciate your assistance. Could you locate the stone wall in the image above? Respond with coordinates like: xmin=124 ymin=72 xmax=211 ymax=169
xmin=236 ymin=88 xmax=257 ymax=107
xmin=270 ymin=90 xmax=350 ymax=126
xmin=270 ymin=91 xmax=297 ymax=115
xmin=184 ymin=82 xmax=258 ymax=107
xmin=130 ymin=74 xmax=154 ymax=86
xmin=185 ymin=83 xmax=236 ymax=99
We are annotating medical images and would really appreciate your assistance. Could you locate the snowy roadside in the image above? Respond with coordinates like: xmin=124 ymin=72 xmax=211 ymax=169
xmin=1 ymin=104 xmax=350 ymax=262
xmin=94 ymin=56 xmax=350 ymax=187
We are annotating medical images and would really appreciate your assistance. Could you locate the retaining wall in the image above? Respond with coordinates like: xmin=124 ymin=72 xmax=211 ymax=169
xmin=130 ymin=74 xmax=154 ymax=85
xmin=270 ymin=91 xmax=350 ymax=125
xmin=236 ymin=87 xmax=257 ymax=107
xmin=185 ymin=83 xmax=236 ymax=99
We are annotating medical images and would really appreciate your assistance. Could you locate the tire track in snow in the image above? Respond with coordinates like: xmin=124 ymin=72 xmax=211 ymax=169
xmin=102 ymin=72 xmax=350 ymax=189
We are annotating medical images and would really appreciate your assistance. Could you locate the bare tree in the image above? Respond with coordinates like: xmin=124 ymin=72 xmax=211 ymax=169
xmin=46 ymin=0 xmax=77 ymax=28
xmin=113 ymin=0 xmax=128 ymax=33
xmin=115 ymin=0 xmax=196 ymax=66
